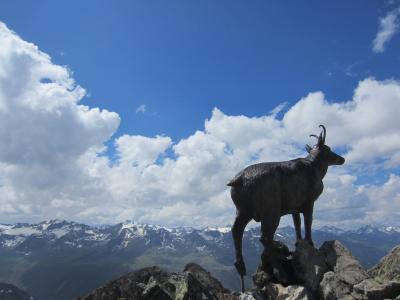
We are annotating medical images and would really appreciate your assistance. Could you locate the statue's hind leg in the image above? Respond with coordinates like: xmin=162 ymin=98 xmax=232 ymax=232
xmin=232 ymin=211 xmax=251 ymax=292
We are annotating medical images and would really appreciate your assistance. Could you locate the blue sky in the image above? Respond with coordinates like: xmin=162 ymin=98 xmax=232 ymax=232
xmin=2 ymin=0 xmax=399 ymax=141
xmin=0 ymin=1 xmax=399 ymax=228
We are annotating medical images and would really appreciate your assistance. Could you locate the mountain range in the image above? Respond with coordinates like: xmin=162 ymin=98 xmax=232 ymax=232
xmin=1 ymin=220 xmax=399 ymax=300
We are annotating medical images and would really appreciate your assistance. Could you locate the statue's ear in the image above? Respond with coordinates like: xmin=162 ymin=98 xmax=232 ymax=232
xmin=305 ymin=144 xmax=312 ymax=153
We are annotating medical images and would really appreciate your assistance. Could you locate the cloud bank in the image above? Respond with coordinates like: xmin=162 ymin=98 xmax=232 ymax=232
xmin=0 ymin=22 xmax=399 ymax=228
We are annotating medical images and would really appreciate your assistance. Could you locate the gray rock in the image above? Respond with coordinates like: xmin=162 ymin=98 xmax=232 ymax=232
xmin=77 ymin=263 xmax=232 ymax=300
xmin=275 ymin=284 xmax=311 ymax=300
xmin=353 ymin=278 xmax=400 ymax=300
xmin=320 ymin=240 xmax=367 ymax=286
xmin=142 ymin=280 xmax=173 ymax=300
xmin=258 ymin=241 xmax=296 ymax=286
xmin=353 ymin=278 xmax=381 ymax=295
xmin=239 ymin=291 xmax=267 ymax=300
xmin=368 ymin=245 xmax=400 ymax=284
xmin=319 ymin=271 xmax=352 ymax=300
xmin=292 ymin=240 xmax=329 ymax=293
xmin=184 ymin=262 xmax=230 ymax=298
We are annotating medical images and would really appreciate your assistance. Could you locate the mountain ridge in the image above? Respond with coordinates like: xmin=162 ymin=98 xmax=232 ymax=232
xmin=1 ymin=220 xmax=400 ymax=300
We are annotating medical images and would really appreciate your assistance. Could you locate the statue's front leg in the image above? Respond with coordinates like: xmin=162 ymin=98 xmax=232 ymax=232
xmin=292 ymin=213 xmax=302 ymax=243
xmin=303 ymin=204 xmax=314 ymax=247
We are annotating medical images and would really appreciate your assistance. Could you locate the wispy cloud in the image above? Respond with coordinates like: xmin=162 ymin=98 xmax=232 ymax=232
xmin=269 ymin=102 xmax=288 ymax=116
xmin=372 ymin=7 xmax=400 ymax=53
xmin=135 ymin=104 xmax=146 ymax=114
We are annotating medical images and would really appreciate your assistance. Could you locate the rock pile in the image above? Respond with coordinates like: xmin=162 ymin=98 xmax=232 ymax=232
xmin=77 ymin=240 xmax=400 ymax=300
xmin=251 ymin=240 xmax=400 ymax=300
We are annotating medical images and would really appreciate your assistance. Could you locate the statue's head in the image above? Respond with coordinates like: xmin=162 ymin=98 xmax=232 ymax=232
xmin=305 ymin=125 xmax=345 ymax=166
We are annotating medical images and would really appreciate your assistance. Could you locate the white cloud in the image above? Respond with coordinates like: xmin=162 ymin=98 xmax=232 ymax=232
xmin=135 ymin=104 xmax=146 ymax=113
xmin=372 ymin=7 xmax=400 ymax=53
xmin=0 ymin=22 xmax=120 ymax=223
xmin=0 ymin=21 xmax=399 ymax=228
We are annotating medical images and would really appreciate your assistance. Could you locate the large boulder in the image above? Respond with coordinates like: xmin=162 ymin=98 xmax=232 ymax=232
xmin=368 ymin=245 xmax=400 ymax=283
xmin=319 ymin=271 xmax=352 ymax=300
xmin=353 ymin=278 xmax=400 ymax=300
xmin=320 ymin=240 xmax=367 ymax=286
xmin=292 ymin=240 xmax=329 ymax=293
xmin=275 ymin=284 xmax=311 ymax=300
xmin=183 ymin=262 xmax=230 ymax=299
xmin=258 ymin=241 xmax=296 ymax=286
xmin=318 ymin=240 xmax=367 ymax=300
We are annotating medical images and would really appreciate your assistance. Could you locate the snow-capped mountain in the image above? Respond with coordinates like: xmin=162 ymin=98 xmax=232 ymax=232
xmin=0 ymin=219 xmax=260 ymax=254
xmin=1 ymin=220 xmax=400 ymax=300
xmin=1 ymin=219 xmax=399 ymax=253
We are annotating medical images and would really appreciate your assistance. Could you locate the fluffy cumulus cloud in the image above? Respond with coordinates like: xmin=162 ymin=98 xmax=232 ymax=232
xmin=0 ymin=23 xmax=120 ymax=222
xmin=0 ymin=22 xmax=399 ymax=228
xmin=372 ymin=7 xmax=400 ymax=53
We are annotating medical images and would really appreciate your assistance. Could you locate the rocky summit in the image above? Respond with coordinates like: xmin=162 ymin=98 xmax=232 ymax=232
xmin=78 ymin=240 xmax=400 ymax=300
xmin=77 ymin=262 xmax=233 ymax=300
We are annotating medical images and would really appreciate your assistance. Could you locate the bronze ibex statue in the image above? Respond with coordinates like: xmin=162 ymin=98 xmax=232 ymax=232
xmin=228 ymin=125 xmax=345 ymax=291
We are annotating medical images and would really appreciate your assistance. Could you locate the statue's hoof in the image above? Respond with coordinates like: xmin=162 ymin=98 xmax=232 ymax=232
xmin=234 ymin=259 xmax=247 ymax=276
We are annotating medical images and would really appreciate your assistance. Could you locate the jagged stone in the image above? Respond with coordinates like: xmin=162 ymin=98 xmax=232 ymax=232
xmin=76 ymin=264 xmax=232 ymax=300
xmin=358 ymin=280 xmax=400 ymax=300
xmin=352 ymin=278 xmax=381 ymax=296
xmin=141 ymin=280 xmax=173 ymax=300
xmin=77 ymin=266 xmax=164 ymax=299
xmin=275 ymin=284 xmax=311 ymax=300
xmin=239 ymin=291 xmax=267 ymax=300
xmin=292 ymin=240 xmax=329 ymax=293
xmin=184 ymin=262 xmax=230 ymax=297
xmin=320 ymin=240 xmax=367 ymax=286
xmin=77 ymin=242 xmax=400 ymax=300
xmin=319 ymin=271 xmax=352 ymax=300
xmin=176 ymin=272 xmax=213 ymax=299
xmin=253 ymin=270 xmax=272 ymax=289
xmin=258 ymin=283 xmax=279 ymax=300
xmin=368 ymin=245 xmax=400 ymax=284
xmin=258 ymin=241 xmax=296 ymax=286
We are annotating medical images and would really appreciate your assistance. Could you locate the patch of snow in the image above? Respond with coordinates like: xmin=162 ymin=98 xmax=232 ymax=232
xmin=50 ymin=228 xmax=69 ymax=238
xmin=3 ymin=227 xmax=41 ymax=236
xmin=0 ymin=224 xmax=12 ymax=232
xmin=381 ymin=226 xmax=400 ymax=233
xmin=84 ymin=230 xmax=109 ymax=241
xmin=2 ymin=236 xmax=24 ymax=247
xmin=206 ymin=226 xmax=231 ymax=233
xmin=198 ymin=231 xmax=214 ymax=241
xmin=40 ymin=221 xmax=51 ymax=230
xmin=196 ymin=245 xmax=206 ymax=252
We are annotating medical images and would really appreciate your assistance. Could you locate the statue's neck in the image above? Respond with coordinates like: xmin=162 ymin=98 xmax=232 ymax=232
xmin=306 ymin=154 xmax=328 ymax=179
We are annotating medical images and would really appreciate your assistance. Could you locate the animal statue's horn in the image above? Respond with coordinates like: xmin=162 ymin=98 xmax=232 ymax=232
xmin=319 ymin=125 xmax=326 ymax=144
xmin=309 ymin=134 xmax=319 ymax=140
